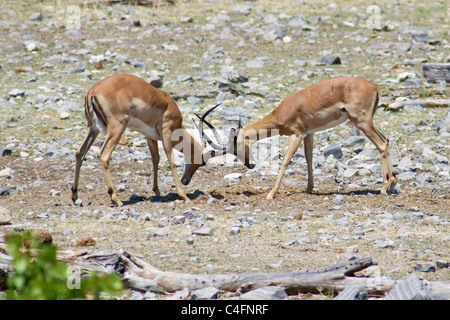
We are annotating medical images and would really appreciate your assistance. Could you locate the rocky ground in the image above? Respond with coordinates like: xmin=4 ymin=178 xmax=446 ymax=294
xmin=0 ymin=0 xmax=449 ymax=300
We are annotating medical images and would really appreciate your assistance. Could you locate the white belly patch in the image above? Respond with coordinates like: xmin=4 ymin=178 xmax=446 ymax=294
xmin=128 ymin=117 xmax=161 ymax=140
xmin=306 ymin=112 xmax=350 ymax=135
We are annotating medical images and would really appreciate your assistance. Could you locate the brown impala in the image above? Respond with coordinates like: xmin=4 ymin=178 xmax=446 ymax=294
xmin=193 ymin=77 xmax=397 ymax=199
xmin=71 ymin=74 xmax=214 ymax=207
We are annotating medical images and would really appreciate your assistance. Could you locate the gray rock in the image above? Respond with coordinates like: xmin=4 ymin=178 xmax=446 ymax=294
xmin=397 ymin=156 xmax=414 ymax=171
xmin=397 ymin=171 xmax=416 ymax=180
xmin=264 ymin=24 xmax=286 ymax=40
xmin=246 ymin=59 xmax=265 ymax=69
xmin=126 ymin=59 xmax=145 ymax=68
xmin=148 ymin=76 xmax=163 ymax=88
xmin=414 ymin=263 xmax=436 ymax=273
xmin=230 ymin=4 xmax=252 ymax=15
xmin=147 ymin=230 xmax=168 ymax=238
xmin=187 ymin=96 xmax=204 ymax=105
xmin=436 ymin=260 xmax=449 ymax=269
xmin=0 ymin=148 xmax=12 ymax=156
xmin=438 ymin=110 xmax=450 ymax=134
xmin=322 ymin=144 xmax=342 ymax=159
xmin=23 ymin=40 xmax=39 ymax=52
xmin=422 ymin=63 xmax=450 ymax=83
xmin=319 ymin=55 xmax=341 ymax=65
xmin=191 ymin=287 xmax=220 ymax=299
xmin=29 ymin=12 xmax=43 ymax=21
xmin=8 ymin=89 xmax=26 ymax=98
xmin=334 ymin=286 xmax=367 ymax=300
xmin=0 ymin=186 xmax=11 ymax=196
xmin=69 ymin=62 xmax=86 ymax=73
xmin=239 ymin=286 xmax=289 ymax=300
xmin=0 ymin=206 xmax=12 ymax=225
xmin=192 ymin=227 xmax=214 ymax=236
xmin=411 ymin=33 xmax=429 ymax=43
xmin=385 ymin=274 xmax=431 ymax=300
xmin=404 ymin=77 xmax=423 ymax=86
xmin=343 ymin=136 xmax=365 ymax=147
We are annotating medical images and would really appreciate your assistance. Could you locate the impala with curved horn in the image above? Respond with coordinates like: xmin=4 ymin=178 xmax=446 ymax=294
xmin=72 ymin=74 xmax=213 ymax=206
xmin=194 ymin=77 xmax=397 ymax=199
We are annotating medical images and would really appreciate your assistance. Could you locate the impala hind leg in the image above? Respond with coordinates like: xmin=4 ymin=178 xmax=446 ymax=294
xmin=98 ymin=122 xmax=127 ymax=206
xmin=72 ymin=127 xmax=99 ymax=204
xmin=354 ymin=121 xmax=397 ymax=194
xmin=304 ymin=133 xmax=314 ymax=193
xmin=147 ymin=138 xmax=161 ymax=196
xmin=267 ymin=134 xmax=303 ymax=200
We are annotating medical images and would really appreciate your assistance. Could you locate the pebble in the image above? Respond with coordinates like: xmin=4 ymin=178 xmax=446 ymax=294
xmin=192 ymin=227 xmax=214 ymax=236
xmin=191 ymin=287 xmax=220 ymax=300
xmin=0 ymin=206 xmax=12 ymax=225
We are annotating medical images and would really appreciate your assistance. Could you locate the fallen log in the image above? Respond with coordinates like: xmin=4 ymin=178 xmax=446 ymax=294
xmin=2 ymin=246 xmax=450 ymax=299
xmin=57 ymin=249 xmax=396 ymax=295
xmin=380 ymin=99 xmax=450 ymax=111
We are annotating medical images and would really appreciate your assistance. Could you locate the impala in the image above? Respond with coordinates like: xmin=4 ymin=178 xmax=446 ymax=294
xmin=71 ymin=74 xmax=213 ymax=207
xmin=194 ymin=77 xmax=397 ymax=199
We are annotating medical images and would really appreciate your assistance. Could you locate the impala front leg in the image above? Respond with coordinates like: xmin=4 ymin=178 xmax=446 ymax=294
xmin=267 ymin=134 xmax=303 ymax=200
xmin=147 ymin=138 xmax=161 ymax=196
xmin=162 ymin=129 xmax=190 ymax=202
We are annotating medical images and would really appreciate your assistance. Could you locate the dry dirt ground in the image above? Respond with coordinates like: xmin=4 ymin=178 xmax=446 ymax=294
xmin=0 ymin=0 xmax=449 ymax=299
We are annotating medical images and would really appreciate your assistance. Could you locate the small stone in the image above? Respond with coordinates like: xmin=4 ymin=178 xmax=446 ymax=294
xmin=29 ymin=12 xmax=43 ymax=21
xmin=343 ymin=136 xmax=365 ymax=147
xmin=230 ymin=4 xmax=252 ymax=15
xmin=239 ymin=286 xmax=289 ymax=300
xmin=69 ymin=62 xmax=86 ymax=73
xmin=246 ymin=59 xmax=265 ymax=69
xmin=322 ymin=144 xmax=342 ymax=159
xmin=187 ymin=96 xmax=204 ymax=105
xmin=147 ymin=230 xmax=168 ymax=238
xmin=436 ymin=260 xmax=449 ymax=269
xmin=59 ymin=111 xmax=71 ymax=120
xmin=148 ymin=76 xmax=163 ymax=88
xmin=191 ymin=287 xmax=220 ymax=300
xmin=23 ymin=40 xmax=39 ymax=52
xmin=414 ymin=263 xmax=436 ymax=272
xmin=0 ymin=205 xmax=12 ymax=225
xmin=8 ymin=89 xmax=26 ymax=98
xmin=0 ymin=168 xmax=15 ymax=178
xmin=224 ymin=173 xmax=243 ymax=181
xmin=0 ymin=148 xmax=12 ymax=156
xmin=319 ymin=55 xmax=341 ymax=65
xmin=192 ymin=227 xmax=214 ymax=236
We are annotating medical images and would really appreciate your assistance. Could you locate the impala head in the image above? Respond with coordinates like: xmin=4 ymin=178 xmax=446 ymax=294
xmin=192 ymin=104 xmax=256 ymax=171
xmin=181 ymin=148 xmax=216 ymax=186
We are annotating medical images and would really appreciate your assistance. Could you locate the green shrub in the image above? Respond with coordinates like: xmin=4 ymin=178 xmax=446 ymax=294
xmin=3 ymin=232 xmax=123 ymax=300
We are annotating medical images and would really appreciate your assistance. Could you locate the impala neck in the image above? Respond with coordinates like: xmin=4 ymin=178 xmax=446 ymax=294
xmin=242 ymin=112 xmax=280 ymax=142
xmin=172 ymin=127 xmax=205 ymax=165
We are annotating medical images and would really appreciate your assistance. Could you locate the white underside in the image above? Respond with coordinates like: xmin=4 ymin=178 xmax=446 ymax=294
xmin=305 ymin=112 xmax=351 ymax=136
xmin=127 ymin=116 xmax=161 ymax=140
xmin=92 ymin=114 xmax=161 ymax=140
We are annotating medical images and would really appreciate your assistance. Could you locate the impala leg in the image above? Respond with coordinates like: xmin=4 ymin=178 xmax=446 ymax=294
xmin=304 ymin=133 xmax=314 ymax=193
xmin=72 ymin=128 xmax=99 ymax=204
xmin=267 ymin=134 xmax=303 ymax=200
xmin=354 ymin=121 xmax=397 ymax=194
xmin=162 ymin=130 xmax=190 ymax=202
xmin=147 ymin=138 xmax=161 ymax=196
xmin=98 ymin=124 xmax=126 ymax=207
